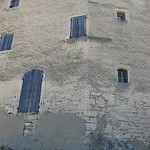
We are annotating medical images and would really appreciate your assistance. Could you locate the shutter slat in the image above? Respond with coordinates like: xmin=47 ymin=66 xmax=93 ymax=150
xmin=14 ymin=0 xmax=20 ymax=7
xmin=10 ymin=0 xmax=15 ymax=8
xmin=10 ymin=0 xmax=19 ymax=8
xmin=83 ymin=16 xmax=86 ymax=36
xmin=79 ymin=15 xmax=86 ymax=37
xmin=79 ymin=16 xmax=83 ymax=37
xmin=73 ymin=17 xmax=77 ymax=38
xmin=1 ymin=35 xmax=8 ymax=51
xmin=0 ymin=39 xmax=2 ymax=51
xmin=70 ymin=18 xmax=73 ymax=38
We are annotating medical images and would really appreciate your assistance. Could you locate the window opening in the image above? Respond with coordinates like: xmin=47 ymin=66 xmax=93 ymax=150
xmin=118 ymin=69 xmax=128 ymax=83
xmin=117 ymin=11 xmax=125 ymax=21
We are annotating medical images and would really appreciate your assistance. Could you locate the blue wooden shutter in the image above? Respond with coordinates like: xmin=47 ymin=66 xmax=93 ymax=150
xmin=71 ymin=16 xmax=86 ymax=38
xmin=19 ymin=70 xmax=43 ymax=113
xmin=29 ymin=70 xmax=43 ymax=112
xmin=10 ymin=0 xmax=20 ymax=8
xmin=19 ymin=70 xmax=33 ymax=112
xmin=0 ymin=34 xmax=14 ymax=51
xmin=78 ymin=16 xmax=86 ymax=37
xmin=14 ymin=0 xmax=20 ymax=7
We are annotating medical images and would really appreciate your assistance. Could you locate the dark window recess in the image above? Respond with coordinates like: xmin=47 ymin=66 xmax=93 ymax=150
xmin=9 ymin=0 xmax=20 ymax=8
xmin=18 ymin=70 xmax=43 ymax=113
xmin=117 ymin=12 xmax=125 ymax=21
xmin=118 ymin=69 xmax=128 ymax=83
xmin=70 ymin=15 xmax=86 ymax=39
xmin=0 ymin=34 xmax=14 ymax=51
xmin=0 ymin=146 xmax=15 ymax=150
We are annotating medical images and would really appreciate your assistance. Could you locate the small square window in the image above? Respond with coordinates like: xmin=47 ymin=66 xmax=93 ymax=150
xmin=117 ymin=11 xmax=126 ymax=21
xmin=118 ymin=69 xmax=128 ymax=83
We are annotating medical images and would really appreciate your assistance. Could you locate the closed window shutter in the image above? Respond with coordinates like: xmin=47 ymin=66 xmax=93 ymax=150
xmin=30 ymin=70 xmax=43 ymax=112
xmin=19 ymin=70 xmax=43 ymax=113
xmin=10 ymin=0 xmax=15 ymax=8
xmin=78 ymin=16 xmax=86 ymax=37
xmin=71 ymin=16 xmax=86 ymax=38
xmin=71 ymin=17 xmax=78 ymax=38
xmin=0 ymin=34 xmax=14 ymax=51
xmin=10 ymin=0 xmax=20 ymax=8
xmin=19 ymin=70 xmax=33 ymax=112
xmin=14 ymin=0 xmax=20 ymax=7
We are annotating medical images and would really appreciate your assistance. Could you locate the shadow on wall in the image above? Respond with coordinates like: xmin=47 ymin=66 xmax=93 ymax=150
xmin=87 ymin=133 xmax=150 ymax=150
xmin=87 ymin=116 xmax=150 ymax=150
xmin=87 ymin=133 xmax=135 ymax=150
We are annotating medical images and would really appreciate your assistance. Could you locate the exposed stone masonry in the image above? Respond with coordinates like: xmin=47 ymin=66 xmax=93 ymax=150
xmin=41 ymin=87 xmax=150 ymax=147
xmin=0 ymin=0 xmax=150 ymax=149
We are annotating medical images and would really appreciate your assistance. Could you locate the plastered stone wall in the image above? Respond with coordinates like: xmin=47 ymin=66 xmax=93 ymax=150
xmin=0 ymin=0 xmax=150 ymax=149
xmin=0 ymin=111 xmax=86 ymax=150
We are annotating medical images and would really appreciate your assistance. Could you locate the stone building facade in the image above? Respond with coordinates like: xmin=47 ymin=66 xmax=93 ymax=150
xmin=0 ymin=0 xmax=150 ymax=150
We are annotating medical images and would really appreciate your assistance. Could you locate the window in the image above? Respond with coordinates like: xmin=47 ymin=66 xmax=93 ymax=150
xmin=117 ymin=11 xmax=126 ymax=21
xmin=18 ymin=69 xmax=43 ymax=113
xmin=0 ymin=34 xmax=14 ymax=51
xmin=9 ymin=0 xmax=20 ymax=8
xmin=118 ymin=69 xmax=128 ymax=83
xmin=70 ymin=15 xmax=86 ymax=39
xmin=0 ymin=146 xmax=14 ymax=150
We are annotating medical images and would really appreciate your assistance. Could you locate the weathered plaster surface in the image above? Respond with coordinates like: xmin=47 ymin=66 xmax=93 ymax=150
xmin=0 ymin=0 xmax=150 ymax=149
xmin=0 ymin=111 xmax=86 ymax=150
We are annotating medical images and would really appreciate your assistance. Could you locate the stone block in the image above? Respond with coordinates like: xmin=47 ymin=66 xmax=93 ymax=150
xmin=89 ymin=117 xmax=97 ymax=124
xmin=85 ymin=123 xmax=97 ymax=131
xmin=103 ymin=94 xmax=116 ymax=106
xmin=87 ymin=99 xmax=95 ymax=105
xmin=84 ymin=111 xmax=98 ymax=117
